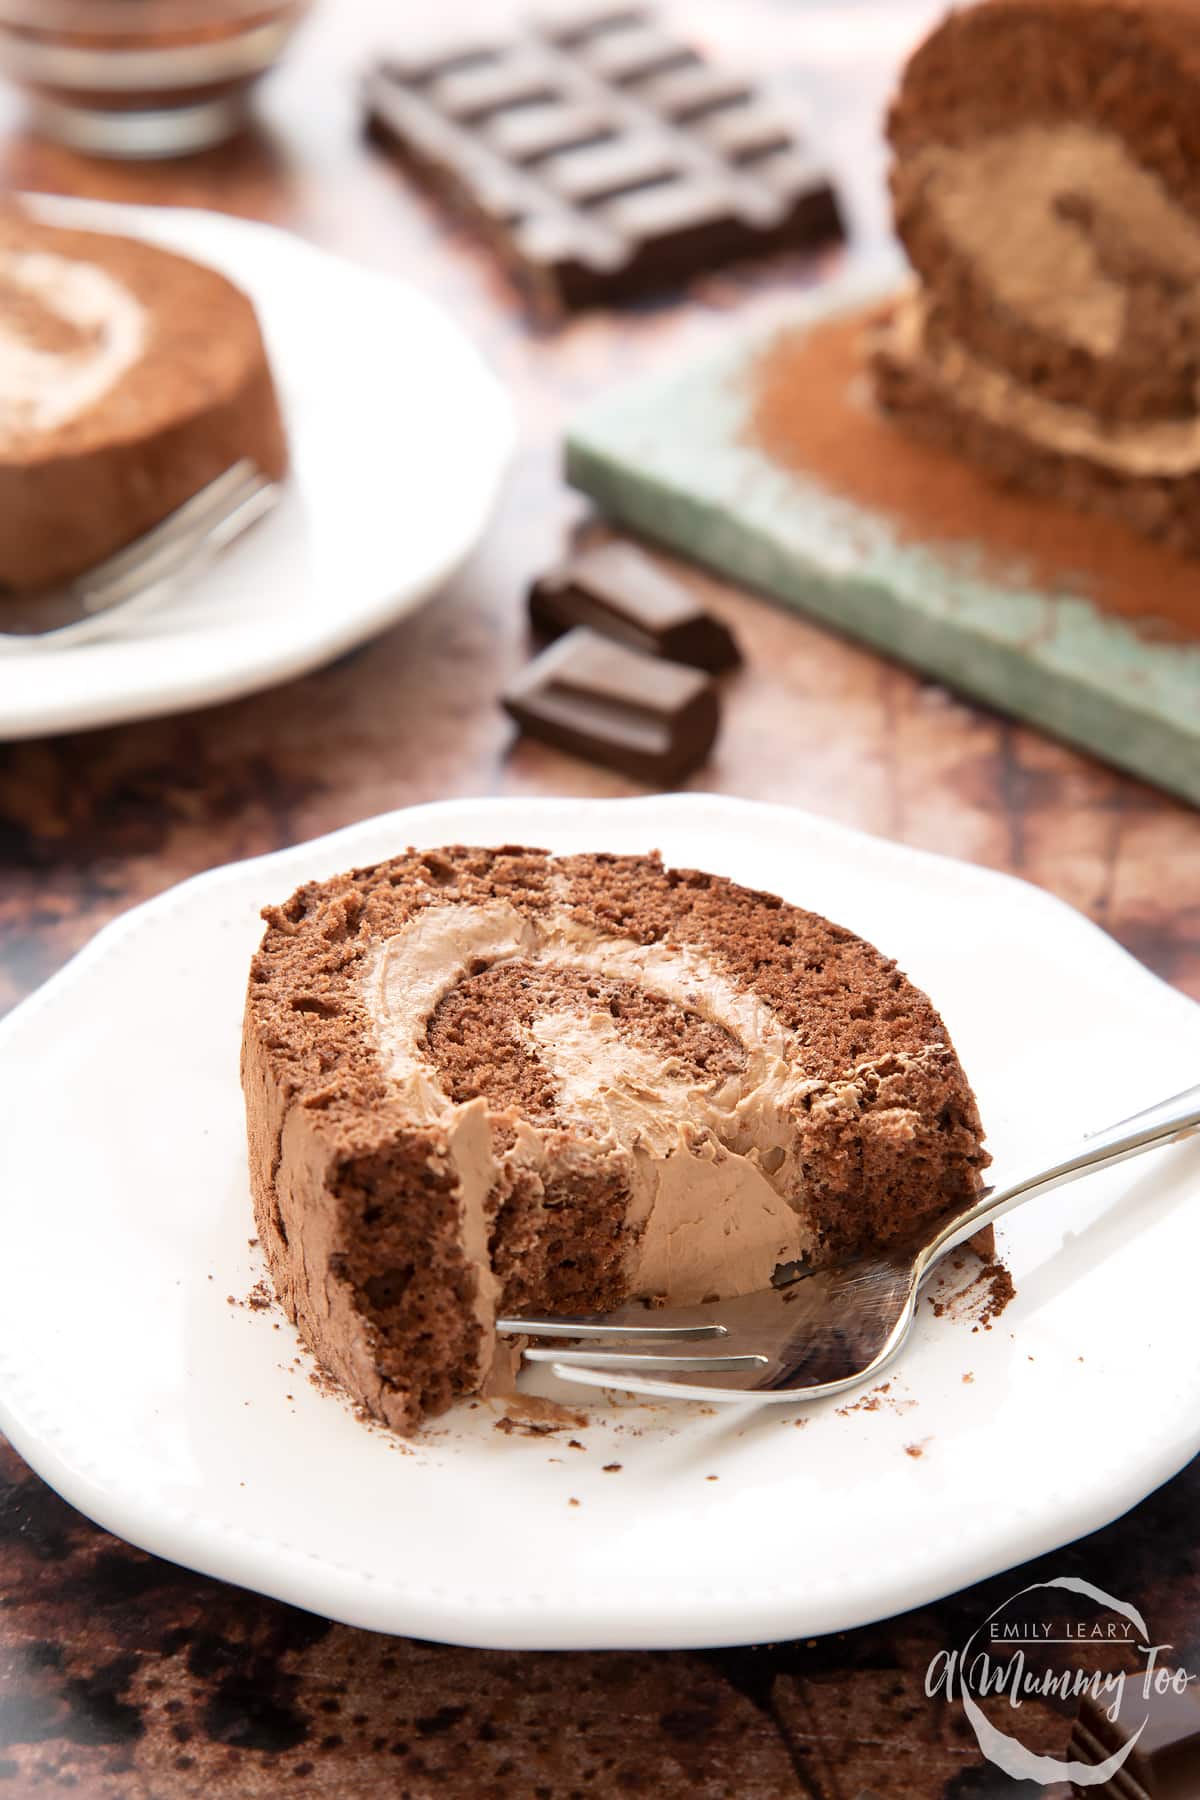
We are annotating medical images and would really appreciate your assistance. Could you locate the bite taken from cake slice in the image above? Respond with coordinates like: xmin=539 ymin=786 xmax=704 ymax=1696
xmin=241 ymin=846 xmax=990 ymax=1435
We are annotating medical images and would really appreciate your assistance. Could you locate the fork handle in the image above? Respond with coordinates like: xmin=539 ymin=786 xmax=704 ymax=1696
xmin=919 ymin=1080 xmax=1200 ymax=1278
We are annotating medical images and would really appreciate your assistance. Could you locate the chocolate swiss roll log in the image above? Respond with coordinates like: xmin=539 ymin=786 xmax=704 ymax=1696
xmin=871 ymin=0 xmax=1200 ymax=555
xmin=0 ymin=212 xmax=287 ymax=592
xmin=241 ymin=846 xmax=989 ymax=1434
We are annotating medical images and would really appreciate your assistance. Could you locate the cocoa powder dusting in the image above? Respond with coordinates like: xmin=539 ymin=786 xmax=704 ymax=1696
xmin=747 ymin=308 xmax=1200 ymax=644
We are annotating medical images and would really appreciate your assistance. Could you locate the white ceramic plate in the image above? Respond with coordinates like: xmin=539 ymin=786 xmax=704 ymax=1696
xmin=0 ymin=197 xmax=514 ymax=741
xmin=1 ymin=795 xmax=1198 ymax=1650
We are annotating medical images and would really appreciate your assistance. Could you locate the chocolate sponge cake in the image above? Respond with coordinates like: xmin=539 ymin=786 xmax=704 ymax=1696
xmin=0 ymin=211 xmax=287 ymax=592
xmin=871 ymin=0 xmax=1200 ymax=556
xmin=242 ymin=846 xmax=989 ymax=1434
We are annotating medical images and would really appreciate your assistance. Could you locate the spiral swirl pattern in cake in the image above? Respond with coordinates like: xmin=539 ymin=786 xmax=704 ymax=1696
xmin=242 ymin=846 xmax=989 ymax=1432
xmin=0 ymin=211 xmax=287 ymax=592
xmin=871 ymin=0 xmax=1200 ymax=556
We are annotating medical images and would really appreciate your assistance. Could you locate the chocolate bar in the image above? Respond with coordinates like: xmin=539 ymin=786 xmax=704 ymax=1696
xmin=502 ymin=625 xmax=719 ymax=782
xmin=364 ymin=1 xmax=842 ymax=316
xmin=1070 ymin=1679 xmax=1200 ymax=1798
xmin=530 ymin=541 xmax=742 ymax=671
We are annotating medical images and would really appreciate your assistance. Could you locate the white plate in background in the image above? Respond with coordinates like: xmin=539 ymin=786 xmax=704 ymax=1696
xmin=0 ymin=794 xmax=1198 ymax=1648
xmin=0 ymin=197 xmax=515 ymax=740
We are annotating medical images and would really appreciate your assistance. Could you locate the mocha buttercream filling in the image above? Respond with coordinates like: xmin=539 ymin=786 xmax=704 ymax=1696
xmin=0 ymin=249 xmax=147 ymax=443
xmin=875 ymin=288 xmax=1200 ymax=477
xmin=362 ymin=899 xmax=943 ymax=1382
xmin=886 ymin=121 xmax=1200 ymax=473
xmin=910 ymin=123 xmax=1200 ymax=362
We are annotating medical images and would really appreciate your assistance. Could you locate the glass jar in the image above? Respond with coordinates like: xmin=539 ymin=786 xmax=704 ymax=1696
xmin=0 ymin=0 xmax=309 ymax=158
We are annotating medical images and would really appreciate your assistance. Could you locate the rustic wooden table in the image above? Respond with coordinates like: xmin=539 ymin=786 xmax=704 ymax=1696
xmin=1 ymin=4 xmax=1197 ymax=1795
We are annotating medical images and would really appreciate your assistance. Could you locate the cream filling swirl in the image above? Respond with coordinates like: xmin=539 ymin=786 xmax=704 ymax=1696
xmin=878 ymin=288 xmax=1200 ymax=478
xmin=0 ymin=249 xmax=147 ymax=442
xmin=364 ymin=900 xmax=936 ymax=1318
xmin=890 ymin=122 xmax=1200 ymax=474
xmin=910 ymin=123 xmax=1200 ymax=363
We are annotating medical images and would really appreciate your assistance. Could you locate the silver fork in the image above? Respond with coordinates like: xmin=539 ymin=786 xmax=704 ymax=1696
xmin=499 ymin=1082 xmax=1200 ymax=1406
xmin=0 ymin=460 xmax=279 ymax=653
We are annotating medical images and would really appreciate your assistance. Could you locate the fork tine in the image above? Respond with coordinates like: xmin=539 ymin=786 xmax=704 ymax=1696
xmin=78 ymin=461 xmax=260 ymax=606
xmin=0 ymin=466 xmax=278 ymax=655
xmin=190 ymin=475 xmax=278 ymax=558
xmin=521 ymin=1348 xmax=766 ymax=1372
xmin=495 ymin=1315 xmax=726 ymax=1341
xmin=546 ymin=1362 xmax=789 ymax=1403
xmin=546 ymin=1359 xmax=884 ymax=1404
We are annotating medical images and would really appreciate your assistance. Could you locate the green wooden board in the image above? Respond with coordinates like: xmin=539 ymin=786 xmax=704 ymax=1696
xmin=565 ymin=269 xmax=1200 ymax=808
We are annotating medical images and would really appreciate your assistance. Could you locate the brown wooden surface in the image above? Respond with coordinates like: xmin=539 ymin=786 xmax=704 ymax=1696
xmin=1 ymin=3 xmax=1198 ymax=1795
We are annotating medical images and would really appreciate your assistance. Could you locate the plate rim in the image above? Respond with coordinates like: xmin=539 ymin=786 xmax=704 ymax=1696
xmin=1 ymin=792 xmax=1197 ymax=1650
xmin=0 ymin=196 xmax=516 ymax=741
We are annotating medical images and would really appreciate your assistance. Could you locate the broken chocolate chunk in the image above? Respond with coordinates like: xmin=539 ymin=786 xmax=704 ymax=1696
xmin=530 ymin=540 xmax=742 ymax=672
xmin=502 ymin=625 xmax=718 ymax=782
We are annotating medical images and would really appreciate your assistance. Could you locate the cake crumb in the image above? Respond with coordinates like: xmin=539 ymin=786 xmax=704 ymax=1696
xmin=977 ymin=1261 xmax=1016 ymax=1326
xmin=837 ymin=1382 xmax=915 ymax=1418
xmin=838 ymin=1393 xmax=880 ymax=1416
xmin=602 ymin=1463 xmax=622 ymax=1473
xmin=246 ymin=1281 xmax=272 ymax=1312
xmin=568 ymin=1497 xmax=580 ymax=1507
xmin=905 ymin=1440 xmax=930 ymax=1459
xmin=490 ymin=1395 xmax=588 ymax=1432
xmin=930 ymin=1254 xmax=1015 ymax=1329
xmin=706 ymin=1474 xmax=719 ymax=1481
xmin=568 ymin=1439 xmax=586 ymax=1451
xmin=962 ymin=1372 xmax=974 ymax=1383
xmin=495 ymin=1416 xmax=556 ymax=1438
